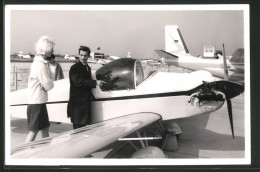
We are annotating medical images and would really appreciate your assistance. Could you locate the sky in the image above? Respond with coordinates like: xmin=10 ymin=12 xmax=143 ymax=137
xmin=7 ymin=5 xmax=248 ymax=58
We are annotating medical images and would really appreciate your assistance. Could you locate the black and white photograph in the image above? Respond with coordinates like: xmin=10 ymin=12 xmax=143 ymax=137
xmin=5 ymin=5 xmax=250 ymax=166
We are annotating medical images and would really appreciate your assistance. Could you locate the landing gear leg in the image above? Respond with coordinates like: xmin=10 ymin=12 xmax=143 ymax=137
xmin=161 ymin=133 xmax=179 ymax=152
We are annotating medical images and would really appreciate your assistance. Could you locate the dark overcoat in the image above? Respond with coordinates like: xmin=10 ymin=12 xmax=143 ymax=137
xmin=67 ymin=62 xmax=97 ymax=125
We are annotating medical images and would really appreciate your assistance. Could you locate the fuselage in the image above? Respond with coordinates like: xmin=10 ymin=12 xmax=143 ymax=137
xmin=162 ymin=54 xmax=244 ymax=82
xmin=11 ymin=62 xmax=224 ymax=124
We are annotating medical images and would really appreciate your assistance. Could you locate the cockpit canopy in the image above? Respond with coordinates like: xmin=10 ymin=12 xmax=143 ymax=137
xmin=96 ymin=58 xmax=145 ymax=91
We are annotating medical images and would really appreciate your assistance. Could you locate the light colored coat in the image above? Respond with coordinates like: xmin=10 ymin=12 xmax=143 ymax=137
xmin=49 ymin=60 xmax=64 ymax=81
xmin=28 ymin=56 xmax=54 ymax=104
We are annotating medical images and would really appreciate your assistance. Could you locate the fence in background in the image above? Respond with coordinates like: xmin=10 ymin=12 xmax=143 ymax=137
xmin=10 ymin=66 xmax=70 ymax=92
xmin=10 ymin=66 xmax=30 ymax=91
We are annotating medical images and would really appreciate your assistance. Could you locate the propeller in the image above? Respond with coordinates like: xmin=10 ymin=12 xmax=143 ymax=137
xmin=226 ymin=99 xmax=234 ymax=138
xmin=222 ymin=44 xmax=229 ymax=80
xmin=222 ymin=43 xmax=235 ymax=138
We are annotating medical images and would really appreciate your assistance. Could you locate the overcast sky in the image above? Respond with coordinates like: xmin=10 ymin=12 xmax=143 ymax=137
xmin=7 ymin=5 xmax=247 ymax=58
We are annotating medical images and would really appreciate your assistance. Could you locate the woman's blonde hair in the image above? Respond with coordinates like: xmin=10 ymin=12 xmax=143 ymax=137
xmin=35 ymin=35 xmax=55 ymax=55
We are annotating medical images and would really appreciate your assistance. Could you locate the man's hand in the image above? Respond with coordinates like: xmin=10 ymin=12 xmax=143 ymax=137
xmin=97 ymin=80 xmax=106 ymax=86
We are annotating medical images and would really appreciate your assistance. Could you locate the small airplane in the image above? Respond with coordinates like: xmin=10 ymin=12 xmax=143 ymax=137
xmin=87 ymin=57 xmax=107 ymax=65
xmin=10 ymin=57 xmax=244 ymax=158
xmin=108 ymin=55 xmax=121 ymax=60
xmin=155 ymin=25 xmax=244 ymax=83
xmin=101 ymin=55 xmax=122 ymax=64
xmin=141 ymin=59 xmax=162 ymax=66
xmin=87 ymin=53 xmax=120 ymax=65
xmin=17 ymin=51 xmax=32 ymax=59
xmin=64 ymin=54 xmax=77 ymax=61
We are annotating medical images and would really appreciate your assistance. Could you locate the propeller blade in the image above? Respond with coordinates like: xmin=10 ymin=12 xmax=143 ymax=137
xmin=222 ymin=43 xmax=229 ymax=80
xmin=226 ymin=99 xmax=234 ymax=138
xmin=222 ymin=44 xmax=235 ymax=138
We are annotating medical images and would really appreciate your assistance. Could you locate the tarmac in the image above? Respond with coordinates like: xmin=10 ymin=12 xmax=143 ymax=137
xmin=9 ymin=92 xmax=246 ymax=159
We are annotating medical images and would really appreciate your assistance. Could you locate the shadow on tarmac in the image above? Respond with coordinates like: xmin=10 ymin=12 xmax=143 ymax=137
xmin=167 ymin=113 xmax=245 ymax=158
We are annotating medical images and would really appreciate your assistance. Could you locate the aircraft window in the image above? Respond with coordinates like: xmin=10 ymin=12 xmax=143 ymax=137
xmin=135 ymin=61 xmax=144 ymax=87
xmin=96 ymin=58 xmax=136 ymax=91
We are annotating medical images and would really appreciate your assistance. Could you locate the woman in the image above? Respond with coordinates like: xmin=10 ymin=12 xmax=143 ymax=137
xmin=25 ymin=35 xmax=55 ymax=143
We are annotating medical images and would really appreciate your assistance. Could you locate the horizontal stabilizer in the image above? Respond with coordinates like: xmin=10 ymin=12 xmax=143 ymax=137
xmin=155 ymin=50 xmax=178 ymax=59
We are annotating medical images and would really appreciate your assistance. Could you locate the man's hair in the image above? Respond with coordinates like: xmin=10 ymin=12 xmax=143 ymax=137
xmin=35 ymin=35 xmax=55 ymax=55
xmin=79 ymin=46 xmax=91 ymax=56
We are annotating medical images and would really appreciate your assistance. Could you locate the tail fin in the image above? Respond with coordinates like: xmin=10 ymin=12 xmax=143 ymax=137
xmin=165 ymin=25 xmax=189 ymax=55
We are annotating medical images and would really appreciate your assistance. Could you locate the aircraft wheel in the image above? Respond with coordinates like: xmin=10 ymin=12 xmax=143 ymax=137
xmin=160 ymin=121 xmax=182 ymax=151
xmin=131 ymin=146 xmax=166 ymax=158
xmin=163 ymin=121 xmax=182 ymax=136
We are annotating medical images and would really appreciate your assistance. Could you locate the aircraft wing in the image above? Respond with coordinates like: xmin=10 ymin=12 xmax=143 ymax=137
xmin=11 ymin=112 xmax=161 ymax=158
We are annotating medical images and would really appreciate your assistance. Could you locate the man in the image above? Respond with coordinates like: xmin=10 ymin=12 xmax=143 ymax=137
xmin=67 ymin=46 xmax=98 ymax=129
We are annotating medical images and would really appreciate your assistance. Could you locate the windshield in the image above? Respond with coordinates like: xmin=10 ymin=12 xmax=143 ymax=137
xmin=96 ymin=58 xmax=156 ymax=91
xmin=96 ymin=58 xmax=135 ymax=91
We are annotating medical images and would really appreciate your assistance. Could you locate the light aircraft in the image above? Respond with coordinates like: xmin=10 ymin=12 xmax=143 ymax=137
xmin=10 ymin=58 xmax=244 ymax=158
xmin=18 ymin=54 xmax=31 ymax=59
xmin=141 ymin=59 xmax=162 ymax=66
xmin=103 ymin=55 xmax=120 ymax=63
xmin=17 ymin=51 xmax=32 ymax=59
xmin=155 ymin=25 xmax=244 ymax=83
xmin=102 ymin=55 xmax=122 ymax=64
xmin=109 ymin=55 xmax=121 ymax=60
xmin=64 ymin=54 xmax=77 ymax=60
xmin=88 ymin=55 xmax=122 ymax=65
xmin=87 ymin=53 xmax=119 ymax=65
xmin=87 ymin=57 xmax=107 ymax=65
